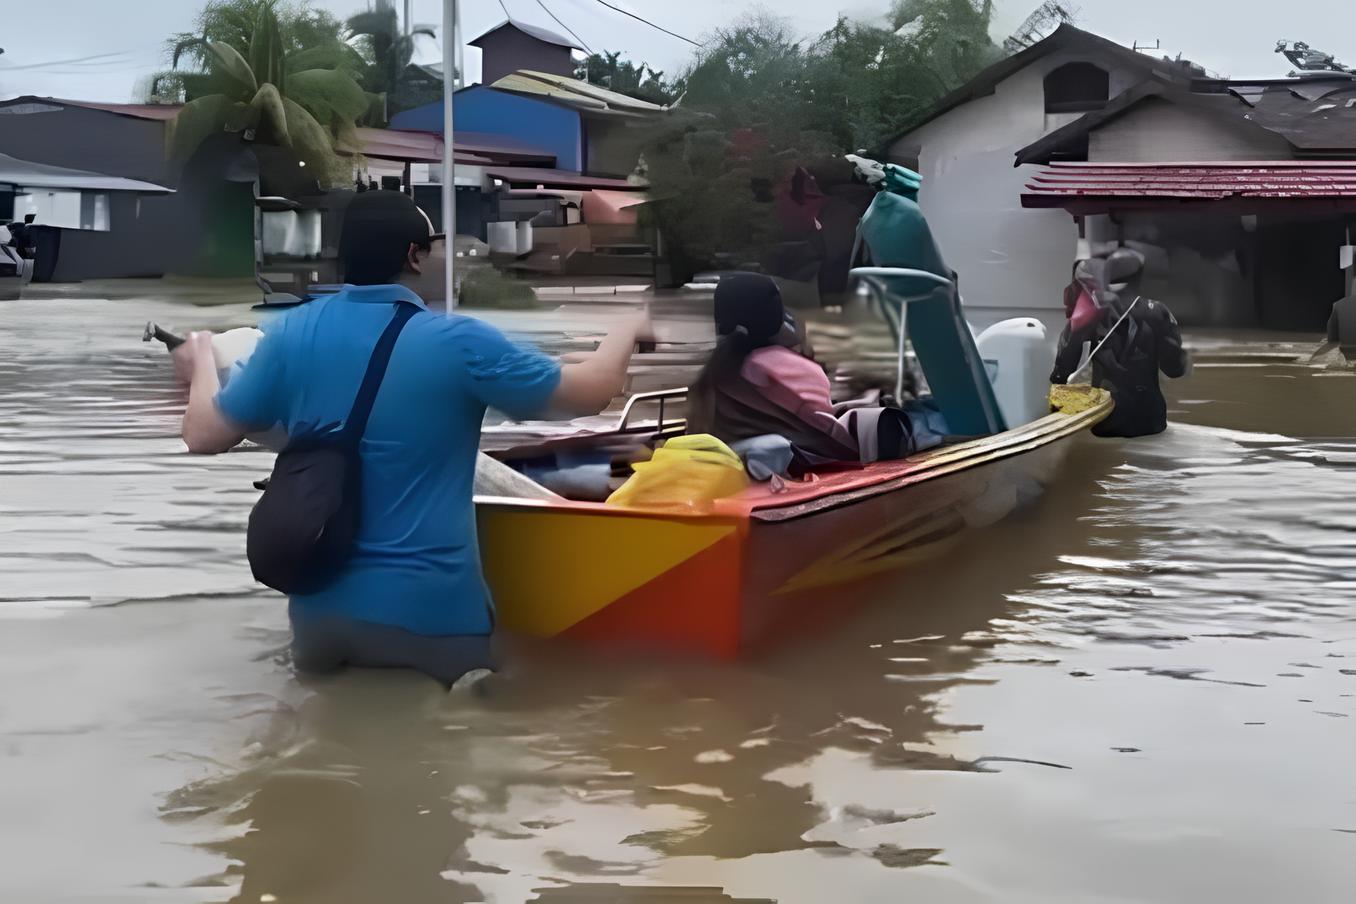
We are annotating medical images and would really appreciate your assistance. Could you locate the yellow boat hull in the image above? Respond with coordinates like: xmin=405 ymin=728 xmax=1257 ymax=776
xmin=477 ymin=388 xmax=1112 ymax=657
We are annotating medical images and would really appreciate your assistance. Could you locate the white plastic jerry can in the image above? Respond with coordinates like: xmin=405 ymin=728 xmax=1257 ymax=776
xmin=976 ymin=318 xmax=1050 ymax=429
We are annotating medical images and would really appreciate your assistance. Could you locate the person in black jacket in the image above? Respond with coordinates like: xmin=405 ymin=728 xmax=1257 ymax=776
xmin=5 ymin=214 xmax=35 ymax=259
xmin=1051 ymin=248 xmax=1189 ymax=438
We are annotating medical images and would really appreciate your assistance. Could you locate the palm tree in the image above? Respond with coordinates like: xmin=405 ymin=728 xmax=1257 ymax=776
xmin=151 ymin=1 xmax=364 ymax=101
xmin=165 ymin=0 xmax=370 ymax=184
xmin=346 ymin=6 xmax=436 ymax=120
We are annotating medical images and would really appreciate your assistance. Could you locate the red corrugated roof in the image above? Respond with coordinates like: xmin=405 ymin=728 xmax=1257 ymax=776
xmin=1023 ymin=161 xmax=1356 ymax=210
xmin=353 ymin=127 xmax=444 ymax=162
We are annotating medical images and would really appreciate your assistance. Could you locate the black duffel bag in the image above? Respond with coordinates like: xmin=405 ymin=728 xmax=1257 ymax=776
xmin=246 ymin=300 xmax=418 ymax=594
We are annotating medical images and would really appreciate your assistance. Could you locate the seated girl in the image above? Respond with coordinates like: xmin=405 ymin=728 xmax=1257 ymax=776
xmin=687 ymin=274 xmax=929 ymax=473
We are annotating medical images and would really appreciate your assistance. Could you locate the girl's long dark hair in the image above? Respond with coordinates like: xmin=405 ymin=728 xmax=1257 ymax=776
xmin=687 ymin=328 xmax=759 ymax=435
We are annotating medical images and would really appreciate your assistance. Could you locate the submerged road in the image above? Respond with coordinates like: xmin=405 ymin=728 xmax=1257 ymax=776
xmin=1 ymin=287 xmax=1353 ymax=903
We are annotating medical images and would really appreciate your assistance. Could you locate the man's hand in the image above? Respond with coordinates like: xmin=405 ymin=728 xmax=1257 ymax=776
xmin=170 ymin=331 xmax=211 ymax=384
xmin=560 ymin=309 xmax=656 ymax=364
xmin=172 ymin=331 xmax=214 ymax=384
xmin=620 ymin=308 xmax=656 ymax=345
xmin=552 ymin=306 xmax=652 ymax=415
xmin=188 ymin=330 xmax=214 ymax=356
xmin=181 ymin=332 xmax=245 ymax=454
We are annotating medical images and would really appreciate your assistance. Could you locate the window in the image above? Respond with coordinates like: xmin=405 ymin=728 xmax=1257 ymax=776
xmin=12 ymin=189 xmax=111 ymax=231
xmin=80 ymin=192 xmax=109 ymax=231
xmin=1044 ymin=62 xmax=1110 ymax=113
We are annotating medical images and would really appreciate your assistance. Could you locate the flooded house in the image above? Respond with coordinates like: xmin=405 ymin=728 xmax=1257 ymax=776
xmin=0 ymin=97 xmax=454 ymax=286
xmin=0 ymin=98 xmax=179 ymax=280
xmin=0 ymin=97 xmax=328 ymax=283
xmin=885 ymin=25 xmax=1356 ymax=330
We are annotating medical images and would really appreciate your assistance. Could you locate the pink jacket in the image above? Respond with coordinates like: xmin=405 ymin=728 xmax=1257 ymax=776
xmin=740 ymin=346 xmax=857 ymax=452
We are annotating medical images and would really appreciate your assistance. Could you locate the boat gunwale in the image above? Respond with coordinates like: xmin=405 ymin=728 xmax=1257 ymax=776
xmin=749 ymin=393 xmax=1110 ymax=522
xmin=474 ymin=390 xmax=1112 ymax=524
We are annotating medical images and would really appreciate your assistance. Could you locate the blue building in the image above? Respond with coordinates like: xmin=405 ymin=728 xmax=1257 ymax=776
xmin=392 ymin=85 xmax=584 ymax=173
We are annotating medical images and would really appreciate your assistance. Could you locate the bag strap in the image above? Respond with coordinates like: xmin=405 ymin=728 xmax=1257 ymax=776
xmin=341 ymin=301 xmax=420 ymax=445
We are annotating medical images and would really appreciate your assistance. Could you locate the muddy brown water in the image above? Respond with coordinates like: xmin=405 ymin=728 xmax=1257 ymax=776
xmin=1 ymin=294 xmax=1354 ymax=903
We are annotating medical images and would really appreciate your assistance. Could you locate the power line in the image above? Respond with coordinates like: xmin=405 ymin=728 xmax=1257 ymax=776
xmin=535 ymin=0 xmax=593 ymax=53
xmin=0 ymin=50 xmax=136 ymax=72
xmin=589 ymin=0 xmax=700 ymax=47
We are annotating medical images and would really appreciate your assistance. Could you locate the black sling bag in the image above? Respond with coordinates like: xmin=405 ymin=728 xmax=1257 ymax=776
xmin=246 ymin=301 xmax=418 ymax=594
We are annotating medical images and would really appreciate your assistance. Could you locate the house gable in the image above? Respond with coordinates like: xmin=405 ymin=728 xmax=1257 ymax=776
xmin=882 ymin=24 xmax=1195 ymax=156
xmin=1086 ymin=96 xmax=1294 ymax=162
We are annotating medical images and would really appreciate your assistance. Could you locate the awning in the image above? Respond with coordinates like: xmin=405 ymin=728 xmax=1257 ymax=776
xmin=353 ymin=127 xmax=443 ymax=162
xmin=582 ymin=189 xmax=649 ymax=225
xmin=1023 ymin=161 xmax=1356 ymax=212
xmin=484 ymin=167 xmax=642 ymax=190
xmin=0 ymin=151 xmax=173 ymax=193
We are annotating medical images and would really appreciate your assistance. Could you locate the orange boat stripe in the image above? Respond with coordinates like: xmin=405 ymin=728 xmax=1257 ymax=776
xmin=563 ymin=533 xmax=745 ymax=657
xmin=480 ymin=509 xmax=736 ymax=637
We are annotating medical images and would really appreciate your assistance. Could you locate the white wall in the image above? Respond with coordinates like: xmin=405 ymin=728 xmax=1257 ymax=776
xmin=1089 ymin=98 xmax=1293 ymax=162
xmin=889 ymin=52 xmax=1148 ymax=318
xmin=14 ymin=189 xmax=82 ymax=230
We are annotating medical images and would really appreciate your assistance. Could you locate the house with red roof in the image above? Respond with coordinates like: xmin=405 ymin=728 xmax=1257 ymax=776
xmin=885 ymin=25 xmax=1356 ymax=330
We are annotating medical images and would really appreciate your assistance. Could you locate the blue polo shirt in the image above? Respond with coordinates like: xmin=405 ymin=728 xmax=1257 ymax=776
xmin=216 ymin=284 xmax=560 ymax=636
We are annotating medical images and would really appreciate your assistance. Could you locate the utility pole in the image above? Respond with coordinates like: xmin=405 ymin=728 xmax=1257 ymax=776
xmin=404 ymin=0 xmax=412 ymax=37
xmin=442 ymin=0 xmax=458 ymax=311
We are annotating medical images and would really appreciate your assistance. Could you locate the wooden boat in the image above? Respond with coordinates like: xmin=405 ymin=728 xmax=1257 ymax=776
xmin=478 ymin=244 xmax=1115 ymax=658
xmin=476 ymin=381 xmax=1111 ymax=659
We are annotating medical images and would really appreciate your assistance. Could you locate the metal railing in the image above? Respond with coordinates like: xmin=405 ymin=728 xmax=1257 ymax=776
xmin=848 ymin=267 xmax=957 ymax=402
xmin=615 ymin=386 xmax=689 ymax=433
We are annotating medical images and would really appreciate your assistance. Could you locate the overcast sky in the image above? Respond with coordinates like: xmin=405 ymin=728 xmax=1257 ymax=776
xmin=0 ymin=0 xmax=1349 ymax=102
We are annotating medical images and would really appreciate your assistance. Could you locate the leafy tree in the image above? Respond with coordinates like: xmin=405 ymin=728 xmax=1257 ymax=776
xmin=889 ymin=0 xmax=1000 ymax=93
xmin=164 ymin=0 xmax=370 ymax=185
xmin=640 ymin=4 xmax=1000 ymax=279
xmin=639 ymin=14 xmax=836 ymax=277
xmin=575 ymin=52 xmax=679 ymax=106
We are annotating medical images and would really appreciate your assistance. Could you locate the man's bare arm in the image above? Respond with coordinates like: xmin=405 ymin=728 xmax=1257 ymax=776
xmin=551 ymin=312 xmax=649 ymax=415
xmin=181 ymin=332 xmax=247 ymax=454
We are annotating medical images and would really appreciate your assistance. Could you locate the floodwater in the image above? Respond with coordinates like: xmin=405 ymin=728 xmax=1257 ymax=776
xmin=2 ymin=291 xmax=1354 ymax=903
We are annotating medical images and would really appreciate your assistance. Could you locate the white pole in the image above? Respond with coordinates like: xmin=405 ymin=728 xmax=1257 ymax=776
xmin=404 ymin=0 xmax=412 ymax=37
xmin=453 ymin=0 xmax=464 ymax=87
xmin=442 ymin=0 xmax=456 ymax=312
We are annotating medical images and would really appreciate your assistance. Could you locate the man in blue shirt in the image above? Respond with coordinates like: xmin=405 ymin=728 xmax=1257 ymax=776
xmin=180 ymin=192 xmax=647 ymax=685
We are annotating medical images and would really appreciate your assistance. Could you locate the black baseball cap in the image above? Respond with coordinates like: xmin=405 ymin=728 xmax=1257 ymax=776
xmin=339 ymin=191 xmax=434 ymax=285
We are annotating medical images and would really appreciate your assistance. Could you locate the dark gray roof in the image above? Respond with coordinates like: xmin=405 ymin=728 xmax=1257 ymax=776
xmin=0 ymin=151 xmax=172 ymax=192
xmin=881 ymin=24 xmax=1200 ymax=151
xmin=469 ymin=18 xmax=579 ymax=51
xmin=1239 ymin=80 xmax=1356 ymax=151
xmin=1016 ymin=74 xmax=1356 ymax=164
